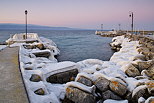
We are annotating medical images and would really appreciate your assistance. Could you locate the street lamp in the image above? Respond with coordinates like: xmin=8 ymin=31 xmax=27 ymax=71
xmin=101 ymin=24 xmax=103 ymax=31
xmin=25 ymin=10 xmax=28 ymax=39
xmin=129 ymin=11 xmax=134 ymax=34
xmin=118 ymin=24 xmax=121 ymax=31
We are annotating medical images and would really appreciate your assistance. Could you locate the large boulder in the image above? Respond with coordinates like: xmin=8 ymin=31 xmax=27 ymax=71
xmin=47 ymin=69 xmax=78 ymax=84
xmin=148 ymin=52 xmax=154 ymax=60
xmin=146 ymin=81 xmax=154 ymax=95
xmin=76 ymin=76 xmax=93 ymax=86
xmin=109 ymin=78 xmax=127 ymax=96
xmin=65 ymin=86 xmax=96 ymax=103
xmin=141 ymin=70 xmax=154 ymax=79
xmin=23 ymin=44 xmax=36 ymax=49
xmin=36 ymin=43 xmax=45 ymax=50
xmin=137 ymin=60 xmax=154 ymax=72
xmin=102 ymin=90 xmax=122 ymax=100
xmin=132 ymin=54 xmax=146 ymax=61
xmin=32 ymin=50 xmax=51 ymax=58
xmin=94 ymin=77 xmax=110 ymax=92
xmin=137 ymin=47 xmax=150 ymax=54
xmin=124 ymin=64 xmax=140 ymax=77
xmin=132 ymin=85 xmax=150 ymax=102
xmin=148 ymin=64 xmax=154 ymax=79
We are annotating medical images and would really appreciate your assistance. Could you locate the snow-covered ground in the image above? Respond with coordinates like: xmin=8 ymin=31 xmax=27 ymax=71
xmin=9 ymin=34 xmax=153 ymax=103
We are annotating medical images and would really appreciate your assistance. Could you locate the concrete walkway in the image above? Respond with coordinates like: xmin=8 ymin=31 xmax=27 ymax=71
xmin=0 ymin=47 xmax=29 ymax=103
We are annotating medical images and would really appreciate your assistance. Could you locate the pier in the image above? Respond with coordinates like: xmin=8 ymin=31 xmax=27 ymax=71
xmin=0 ymin=47 xmax=29 ymax=103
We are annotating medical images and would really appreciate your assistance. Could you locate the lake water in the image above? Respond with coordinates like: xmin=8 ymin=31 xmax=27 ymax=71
xmin=0 ymin=29 xmax=114 ymax=62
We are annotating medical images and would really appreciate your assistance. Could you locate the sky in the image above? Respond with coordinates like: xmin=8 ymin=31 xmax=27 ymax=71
xmin=0 ymin=0 xmax=154 ymax=30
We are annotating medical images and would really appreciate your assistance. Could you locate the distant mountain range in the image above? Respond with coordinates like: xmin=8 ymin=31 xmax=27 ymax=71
xmin=0 ymin=23 xmax=84 ymax=30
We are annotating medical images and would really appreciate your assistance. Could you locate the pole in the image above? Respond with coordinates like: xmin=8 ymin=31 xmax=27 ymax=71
xmin=132 ymin=12 xmax=133 ymax=34
xmin=101 ymin=24 xmax=103 ymax=31
xmin=129 ymin=12 xmax=134 ymax=34
xmin=118 ymin=24 xmax=121 ymax=31
xmin=25 ymin=10 xmax=28 ymax=39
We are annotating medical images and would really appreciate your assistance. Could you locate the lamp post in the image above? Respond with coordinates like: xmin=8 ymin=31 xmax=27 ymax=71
xmin=101 ymin=24 xmax=103 ymax=31
xmin=25 ymin=10 xmax=28 ymax=39
xmin=129 ymin=11 xmax=134 ymax=34
xmin=118 ymin=24 xmax=121 ymax=31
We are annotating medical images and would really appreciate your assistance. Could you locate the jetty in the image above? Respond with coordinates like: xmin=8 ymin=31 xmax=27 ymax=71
xmin=0 ymin=47 xmax=29 ymax=103
xmin=95 ymin=30 xmax=154 ymax=38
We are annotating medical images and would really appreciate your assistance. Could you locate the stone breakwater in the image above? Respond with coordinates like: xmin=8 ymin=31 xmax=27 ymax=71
xmin=64 ymin=35 xmax=154 ymax=103
xmin=111 ymin=34 xmax=154 ymax=60
xmin=108 ymin=35 xmax=154 ymax=103
xmin=18 ymin=34 xmax=154 ymax=103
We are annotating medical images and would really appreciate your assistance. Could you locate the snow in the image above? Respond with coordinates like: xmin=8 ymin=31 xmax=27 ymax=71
xmin=138 ymin=97 xmax=145 ymax=103
xmin=123 ymin=77 xmax=138 ymax=92
xmin=16 ymin=33 xmax=66 ymax=103
xmin=13 ymin=34 xmax=151 ymax=103
xmin=103 ymin=99 xmax=128 ymax=103
xmin=6 ymin=33 xmax=39 ymax=42
xmin=75 ymin=72 xmax=92 ymax=81
xmin=45 ymin=83 xmax=65 ymax=100
xmin=65 ymin=81 xmax=95 ymax=94
xmin=42 ymin=61 xmax=76 ymax=78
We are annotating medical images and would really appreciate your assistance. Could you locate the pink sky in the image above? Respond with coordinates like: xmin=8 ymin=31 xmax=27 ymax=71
xmin=0 ymin=0 xmax=154 ymax=30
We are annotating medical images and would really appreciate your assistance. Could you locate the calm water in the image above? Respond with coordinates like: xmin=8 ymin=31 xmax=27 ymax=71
xmin=0 ymin=29 xmax=114 ymax=62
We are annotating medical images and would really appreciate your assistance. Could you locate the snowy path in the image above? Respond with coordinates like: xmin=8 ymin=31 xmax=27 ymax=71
xmin=0 ymin=47 xmax=29 ymax=103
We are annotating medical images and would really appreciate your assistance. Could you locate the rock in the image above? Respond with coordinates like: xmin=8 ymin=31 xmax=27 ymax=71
xmin=47 ymin=69 xmax=78 ymax=84
xmin=135 ymin=76 xmax=150 ymax=80
xmin=137 ymin=47 xmax=150 ymax=53
xmin=36 ymin=43 xmax=45 ymax=50
xmin=125 ymin=64 xmax=140 ymax=77
xmin=66 ymin=86 xmax=96 ymax=103
xmin=23 ymin=44 xmax=36 ymax=49
xmin=145 ymin=97 xmax=154 ymax=103
xmin=137 ymin=47 xmax=150 ymax=55
xmin=148 ymin=64 xmax=154 ymax=79
xmin=132 ymin=85 xmax=150 ymax=102
xmin=137 ymin=60 xmax=154 ymax=72
xmin=25 ymin=62 xmax=32 ymax=65
xmin=132 ymin=54 xmax=146 ymax=61
xmin=116 ymin=48 xmax=121 ymax=51
xmin=124 ymin=92 xmax=132 ymax=102
xmin=141 ymin=70 xmax=154 ymax=79
xmin=24 ymin=67 xmax=33 ymax=70
xmin=76 ymin=76 xmax=93 ymax=86
xmin=32 ymin=50 xmax=51 ymax=58
xmin=34 ymin=88 xmax=45 ymax=95
xmin=61 ymin=96 xmax=74 ymax=103
xmin=94 ymin=77 xmax=110 ymax=92
xmin=136 ymin=82 xmax=146 ymax=87
xmin=148 ymin=52 xmax=154 ymax=60
xmin=29 ymin=53 xmax=36 ymax=58
xmin=109 ymin=78 xmax=127 ymax=96
xmin=146 ymin=81 xmax=154 ymax=95
xmin=101 ymin=90 xmax=122 ymax=100
xmin=30 ymin=74 xmax=42 ymax=82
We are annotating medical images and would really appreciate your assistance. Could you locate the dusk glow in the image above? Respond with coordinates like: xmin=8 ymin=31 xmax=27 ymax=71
xmin=0 ymin=0 xmax=154 ymax=30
